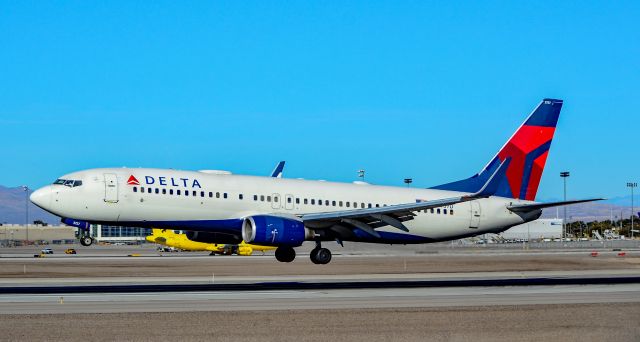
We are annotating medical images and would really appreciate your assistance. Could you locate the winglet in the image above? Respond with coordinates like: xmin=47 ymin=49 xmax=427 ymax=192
xmin=270 ymin=161 xmax=285 ymax=178
xmin=468 ymin=158 xmax=510 ymax=198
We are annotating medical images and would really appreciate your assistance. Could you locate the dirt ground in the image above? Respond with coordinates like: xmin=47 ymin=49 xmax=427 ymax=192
xmin=0 ymin=304 xmax=638 ymax=342
xmin=0 ymin=253 xmax=638 ymax=278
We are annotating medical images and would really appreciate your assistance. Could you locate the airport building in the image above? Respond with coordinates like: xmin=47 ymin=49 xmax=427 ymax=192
xmin=0 ymin=223 xmax=151 ymax=245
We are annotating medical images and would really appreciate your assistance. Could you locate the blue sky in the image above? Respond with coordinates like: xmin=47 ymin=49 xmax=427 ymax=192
xmin=1 ymin=1 xmax=638 ymax=200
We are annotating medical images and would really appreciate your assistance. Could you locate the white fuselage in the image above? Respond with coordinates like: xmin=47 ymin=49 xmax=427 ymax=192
xmin=31 ymin=168 xmax=535 ymax=243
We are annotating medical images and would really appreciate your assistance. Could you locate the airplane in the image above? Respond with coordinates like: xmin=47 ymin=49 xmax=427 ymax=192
xmin=146 ymin=228 xmax=276 ymax=255
xmin=30 ymin=98 xmax=601 ymax=264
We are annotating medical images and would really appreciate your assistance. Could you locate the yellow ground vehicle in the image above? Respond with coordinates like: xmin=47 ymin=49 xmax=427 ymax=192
xmin=146 ymin=229 xmax=275 ymax=256
xmin=65 ymin=248 xmax=77 ymax=254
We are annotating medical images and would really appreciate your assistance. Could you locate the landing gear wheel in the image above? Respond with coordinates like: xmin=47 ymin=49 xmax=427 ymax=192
xmin=275 ymin=246 xmax=296 ymax=263
xmin=310 ymin=248 xmax=332 ymax=264
xmin=80 ymin=236 xmax=94 ymax=246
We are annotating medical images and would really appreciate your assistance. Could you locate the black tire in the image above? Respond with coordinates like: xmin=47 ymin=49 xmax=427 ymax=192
xmin=80 ymin=236 xmax=93 ymax=246
xmin=310 ymin=248 xmax=320 ymax=264
xmin=311 ymin=248 xmax=332 ymax=265
xmin=275 ymin=246 xmax=296 ymax=262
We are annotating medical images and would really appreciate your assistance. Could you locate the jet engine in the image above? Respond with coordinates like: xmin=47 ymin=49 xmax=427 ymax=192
xmin=242 ymin=215 xmax=311 ymax=246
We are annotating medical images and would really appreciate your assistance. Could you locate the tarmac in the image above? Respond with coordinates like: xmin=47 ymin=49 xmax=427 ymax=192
xmin=1 ymin=243 xmax=639 ymax=341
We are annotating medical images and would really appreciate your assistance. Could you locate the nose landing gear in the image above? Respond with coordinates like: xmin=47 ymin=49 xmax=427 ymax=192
xmin=80 ymin=235 xmax=94 ymax=246
xmin=310 ymin=242 xmax=332 ymax=264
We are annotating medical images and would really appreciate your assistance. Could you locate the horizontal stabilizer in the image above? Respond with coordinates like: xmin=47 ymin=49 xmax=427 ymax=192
xmin=507 ymin=198 xmax=604 ymax=213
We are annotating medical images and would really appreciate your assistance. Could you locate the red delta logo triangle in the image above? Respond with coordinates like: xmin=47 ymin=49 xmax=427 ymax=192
xmin=127 ymin=175 xmax=140 ymax=185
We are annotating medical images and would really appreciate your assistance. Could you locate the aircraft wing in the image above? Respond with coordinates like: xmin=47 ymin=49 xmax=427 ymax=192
xmin=507 ymin=198 xmax=604 ymax=212
xmin=299 ymin=159 xmax=510 ymax=238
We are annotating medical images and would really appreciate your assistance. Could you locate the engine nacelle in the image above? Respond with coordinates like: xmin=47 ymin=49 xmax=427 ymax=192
xmin=185 ymin=231 xmax=241 ymax=244
xmin=242 ymin=215 xmax=310 ymax=246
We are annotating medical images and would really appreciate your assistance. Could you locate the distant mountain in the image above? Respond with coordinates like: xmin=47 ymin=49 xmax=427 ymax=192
xmin=0 ymin=186 xmax=60 ymax=224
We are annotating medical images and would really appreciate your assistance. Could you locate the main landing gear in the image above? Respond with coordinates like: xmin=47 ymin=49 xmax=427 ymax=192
xmin=275 ymin=246 xmax=296 ymax=263
xmin=274 ymin=242 xmax=333 ymax=264
xmin=310 ymin=242 xmax=332 ymax=265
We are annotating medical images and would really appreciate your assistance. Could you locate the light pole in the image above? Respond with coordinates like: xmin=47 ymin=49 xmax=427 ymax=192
xmin=22 ymin=186 xmax=29 ymax=243
xmin=627 ymin=182 xmax=637 ymax=239
xmin=404 ymin=178 xmax=413 ymax=187
xmin=560 ymin=172 xmax=570 ymax=241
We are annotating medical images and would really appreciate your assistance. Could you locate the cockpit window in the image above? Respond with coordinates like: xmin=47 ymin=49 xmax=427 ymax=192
xmin=53 ymin=179 xmax=83 ymax=187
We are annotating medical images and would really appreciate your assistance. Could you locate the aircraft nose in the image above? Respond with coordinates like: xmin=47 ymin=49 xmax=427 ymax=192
xmin=30 ymin=186 xmax=52 ymax=210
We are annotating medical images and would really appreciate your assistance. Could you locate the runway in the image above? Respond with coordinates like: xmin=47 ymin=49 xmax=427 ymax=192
xmin=1 ymin=283 xmax=639 ymax=314
xmin=1 ymin=246 xmax=640 ymax=341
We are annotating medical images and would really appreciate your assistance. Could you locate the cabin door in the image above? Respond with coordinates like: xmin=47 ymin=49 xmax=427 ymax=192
xmin=469 ymin=201 xmax=481 ymax=229
xmin=104 ymin=173 xmax=119 ymax=203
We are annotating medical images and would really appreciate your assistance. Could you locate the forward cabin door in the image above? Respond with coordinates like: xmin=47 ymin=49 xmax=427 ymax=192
xmin=104 ymin=173 xmax=119 ymax=203
xmin=469 ymin=201 xmax=481 ymax=228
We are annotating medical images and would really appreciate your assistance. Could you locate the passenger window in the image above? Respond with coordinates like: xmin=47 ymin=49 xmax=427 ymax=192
xmin=162 ymin=189 xmax=166 ymax=195
xmin=318 ymin=199 xmax=322 ymax=205
xmin=325 ymin=200 xmax=329 ymax=206
xmin=287 ymin=197 xmax=292 ymax=203
xmin=430 ymin=208 xmax=434 ymax=213
xmin=155 ymin=188 xmax=159 ymax=194
xmin=260 ymin=195 xmax=265 ymax=201
xmin=450 ymin=209 xmax=454 ymax=215
xmin=332 ymin=200 xmax=336 ymax=206
xmin=239 ymin=194 xmax=243 ymax=200
xmin=267 ymin=196 xmax=271 ymax=202
xmin=361 ymin=203 xmax=365 ymax=209
xmin=443 ymin=209 xmax=447 ymax=215
xmin=224 ymin=193 xmax=228 ymax=199
xmin=346 ymin=202 xmax=350 ymax=208
xmin=185 ymin=191 xmax=189 ymax=196
xmin=201 ymin=191 xmax=205 ymax=197
xmin=170 ymin=189 xmax=174 ymax=195
xmin=254 ymin=195 xmax=258 ymax=201
xmin=274 ymin=196 xmax=278 ymax=202
xmin=209 ymin=192 xmax=213 ymax=198
xmin=368 ymin=203 xmax=372 ymax=208
xmin=141 ymin=187 xmax=145 ymax=193
xmin=375 ymin=204 xmax=380 ymax=208
xmin=216 ymin=192 xmax=220 ymax=198
xmin=133 ymin=187 xmax=137 ymax=193
xmin=295 ymin=198 xmax=300 ymax=204
xmin=177 ymin=190 xmax=181 ymax=195
xmin=437 ymin=209 xmax=441 ymax=214
xmin=339 ymin=201 xmax=343 ymax=207
xmin=304 ymin=199 xmax=308 ymax=205
xmin=311 ymin=199 xmax=315 ymax=205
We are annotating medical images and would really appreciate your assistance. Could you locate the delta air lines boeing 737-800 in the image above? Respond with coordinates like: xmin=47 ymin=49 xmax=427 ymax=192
xmin=30 ymin=99 xmax=600 ymax=264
